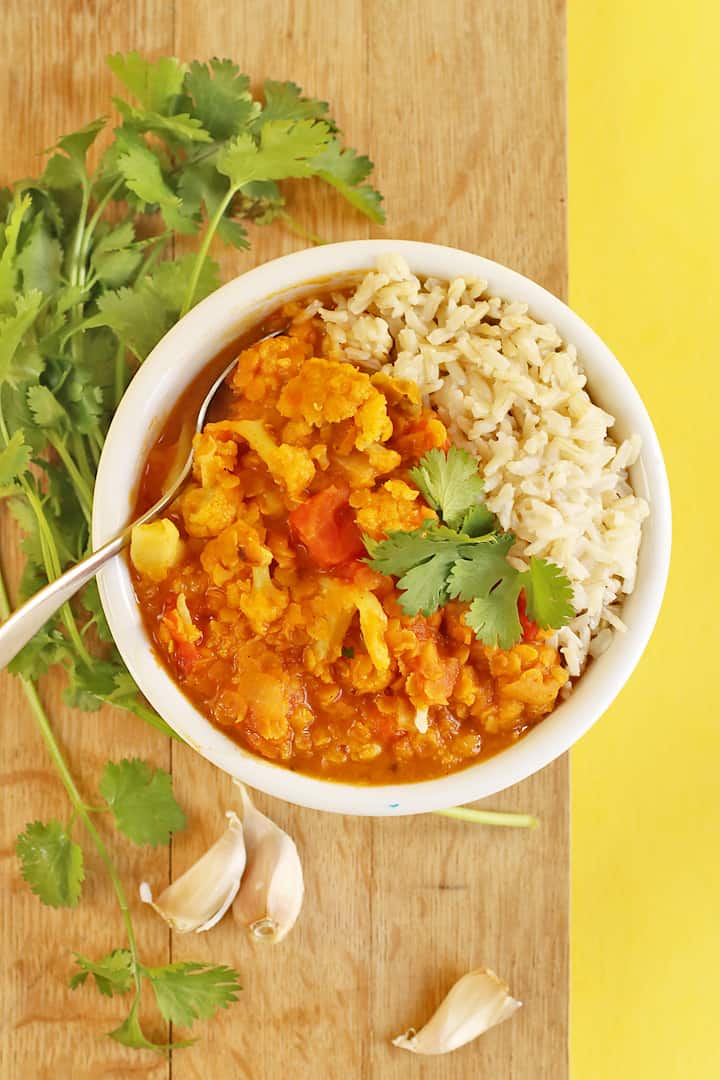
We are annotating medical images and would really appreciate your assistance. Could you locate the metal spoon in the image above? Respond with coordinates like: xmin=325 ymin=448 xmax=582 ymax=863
xmin=0 ymin=326 xmax=287 ymax=671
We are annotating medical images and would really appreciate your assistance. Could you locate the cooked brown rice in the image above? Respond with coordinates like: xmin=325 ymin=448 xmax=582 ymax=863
xmin=313 ymin=254 xmax=649 ymax=677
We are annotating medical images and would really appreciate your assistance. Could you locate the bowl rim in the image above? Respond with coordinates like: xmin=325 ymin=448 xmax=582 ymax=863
xmin=92 ymin=239 xmax=672 ymax=816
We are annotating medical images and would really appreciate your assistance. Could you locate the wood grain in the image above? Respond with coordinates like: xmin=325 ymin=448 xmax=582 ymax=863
xmin=0 ymin=1 xmax=568 ymax=1077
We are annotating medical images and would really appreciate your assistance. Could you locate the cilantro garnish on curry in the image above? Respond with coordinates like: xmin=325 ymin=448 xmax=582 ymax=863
xmin=130 ymin=301 xmax=574 ymax=783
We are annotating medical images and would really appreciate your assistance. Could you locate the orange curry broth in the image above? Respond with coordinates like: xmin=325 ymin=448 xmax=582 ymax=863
xmin=130 ymin=299 xmax=569 ymax=783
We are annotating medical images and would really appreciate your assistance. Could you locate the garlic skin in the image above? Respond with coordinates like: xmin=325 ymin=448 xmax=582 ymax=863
xmin=392 ymin=968 xmax=521 ymax=1055
xmin=140 ymin=811 xmax=246 ymax=933
xmin=232 ymin=783 xmax=304 ymax=944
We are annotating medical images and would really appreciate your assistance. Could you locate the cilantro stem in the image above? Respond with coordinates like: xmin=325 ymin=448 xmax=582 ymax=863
xmin=113 ymin=343 xmax=128 ymax=411
xmin=0 ymin=565 xmax=142 ymax=992
xmin=180 ymin=186 xmax=235 ymax=318
xmin=0 ymin=404 xmax=92 ymax=666
xmin=88 ymin=426 xmax=103 ymax=463
xmin=433 ymin=806 xmax=540 ymax=829
xmin=137 ymin=234 xmax=169 ymax=281
xmin=68 ymin=180 xmax=91 ymax=288
xmin=278 ymin=210 xmax=326 ymax=247
xmin=47 ymin=434 xmax=93 ymax=524
xmin=71 ymin=433 xmax=95 ymax=488
xmin=21 ymin=484 xmax=93 ymax=666
xmin=80 ymin=178 xmax=123 ymax=261
xmin=127 ymin=698 xmax=181 ymax=740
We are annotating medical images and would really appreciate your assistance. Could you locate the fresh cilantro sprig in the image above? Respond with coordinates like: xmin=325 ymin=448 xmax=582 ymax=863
xmin=99 ymin=758 xmax=187 ymax=846
xmin=0 ymin=52 xmax=383 ymax=734
xmin=364 ymin=448 xmax=574 ymax=648
xmin=0 ymin=53 xmax=382 ymax=1053
xmin=15 ymin=820 xmax=85 ymax=908
xmin=409 ymin=446 xmax=488 ymax=531
xmin=12 ymin=749 xmax=237 ymax=1051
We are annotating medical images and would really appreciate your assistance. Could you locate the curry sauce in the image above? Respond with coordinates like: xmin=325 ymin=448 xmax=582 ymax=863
xmin=130 ymin=301 xmax=568 ymax=783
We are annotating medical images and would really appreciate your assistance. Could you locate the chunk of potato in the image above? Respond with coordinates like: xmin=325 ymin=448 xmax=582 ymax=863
xmin=130 ymin=519 xmax=184 ymax=582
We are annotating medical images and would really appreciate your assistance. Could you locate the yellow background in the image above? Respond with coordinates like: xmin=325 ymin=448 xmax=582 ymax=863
xmin=569 ymin=3 xmax=719 ymax=1077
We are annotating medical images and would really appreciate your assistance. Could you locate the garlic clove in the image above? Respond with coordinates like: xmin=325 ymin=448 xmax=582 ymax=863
xmin=231 ymin=782 xmax=304 ymax=944
xmin=392 ymin=968 xmax=521 ymax=1055
xmin=140 ymin=811 xmax=246 ymax=933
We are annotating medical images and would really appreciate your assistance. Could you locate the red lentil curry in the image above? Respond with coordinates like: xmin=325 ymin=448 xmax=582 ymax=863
xmin=130 ymin=300 xmax=569 ymax=783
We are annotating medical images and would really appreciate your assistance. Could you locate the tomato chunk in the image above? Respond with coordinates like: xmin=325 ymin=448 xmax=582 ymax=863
xmin=518 ymin=590 xmax=540 ymax=643
xmin=173 ymin=638 xmax=202 ymax=677
xmin=162 ymin=598 xmax=202 ymax=676
xmin=289 ymin=485 xmax=365 ymax=569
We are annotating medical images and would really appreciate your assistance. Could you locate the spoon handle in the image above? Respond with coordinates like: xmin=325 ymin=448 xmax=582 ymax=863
xmin=0 ymin=529 xmax=132 ymax=671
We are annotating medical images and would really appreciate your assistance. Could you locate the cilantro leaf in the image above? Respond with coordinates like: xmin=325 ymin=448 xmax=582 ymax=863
xmin=99 ymin=759 xmax=186 ymax=846
xmin=184 ymin=59 xmax=257 ymax=140
xmin=70 ymin=950 xmax=134 ymax=997
xmin=461 ymin=503 xmax=499 ymax=537
xmin=115 ymin=140 xmax=181 ymax=212
xmin=41 ymin=153 xmax=82 ymax=190
xmin=447 ymin=536 xmax=522 ymax=648
xmin=255 ymin=79 xmax=333 ymax=130
xmin=363 ymin=522 xmax=465 ymax=577
xmin=145 ymin=962 xmax=242 ymax=1028
xmin=149 ymin=254 xmax=221 ymax=309
xmin=16 ymin=214 xmax=63 ymax=296
xmin=0 ymin=195 xmax=33 ymax=310
xmin=217 ymin=120 xmax=332 ymax=188
xmin=395 ymin=551 xmax=459 ymax=616
xmin=446 ymin=533 xmax=516 ymax=602
xmin=0 ymin=430 xmax=32 ymax=486
xmin=55 ymin=117 xmax=107 ymax=164
xmin=85 ymin=286 xmax=173 ymax=360
xmin=107 ymin=52 xmax=186 ymax=114
xmin=113 ymin=98 xmax=212 ymax=144
xmin=16 ymin=821 xmax=84 ymax=908
xmin=91 ymin=246 xmax=143 ymax=288
xmin=519 ymin=558 xmax=575 ymax=630
xmin=90 ymin=222 xmax=143 ymax=287
xmin=26 ymin=384 xmax=68 ymax=430
xmin=0 ymin=292 xmax=44 ymax=385
xmin=80 ymin=579 xmax=113 ymax=641
xmin=92 ymin=220 xmax=136 ymax=254
xmin=311 ymin=139 xmax=385 ymax=222
xmin=466 ymin=575 xmax=523 ymax=650
xmin=108 ymin=999 xmax=194 ymax=1053
xmin=7 ymin=625 xmax=70 ymax=679
xmin=409 ymin=446 xmax=487 ymax=530
xmin=364 ymin=523 xmax=493 ymax=617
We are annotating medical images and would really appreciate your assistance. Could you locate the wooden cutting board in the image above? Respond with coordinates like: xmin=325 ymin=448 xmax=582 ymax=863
xmin=0 ymin=2 xmax=568 ymax=1076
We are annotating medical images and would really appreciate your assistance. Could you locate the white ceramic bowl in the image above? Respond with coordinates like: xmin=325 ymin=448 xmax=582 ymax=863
xmin=93 ymin=240 xmax=671 ymax=816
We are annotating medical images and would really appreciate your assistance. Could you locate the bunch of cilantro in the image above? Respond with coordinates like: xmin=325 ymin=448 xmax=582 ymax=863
xmin=364 ymin=447 xmax=575 ymax=648
xmin=0 ymin=53 xmax=383 ymax=1052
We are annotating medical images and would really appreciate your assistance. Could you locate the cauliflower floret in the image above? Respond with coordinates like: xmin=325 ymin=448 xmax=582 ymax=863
xmin=232 ymin=641 xmax=301 ymax=742
xmin=353 ymin=393 xmax=392 ymax=451
xmin=192 ymin=431 xmax=238 ymax=487
xmin=178 ymin=483 xmax=242 ymax=538
xmin=206 ymin=419 xmax=314 ymax=501
xmin=367 ymin=443 xmax=402 ymax=475
xmin=200 ymin=519 xmax=270 ymax=587
xmin=230 ymin=334 xmax=309 ymax=403
xmin=171 ymin=593 xmax=202 ymax=644
xmin=306 ymin=578 xmax=389 ymax=673
xmin=350 ymin=479 xmax=436 ymax=540
xmin=305 ymin=579 xmax=356 ymax=670
xmin=278 ymin=356 xmax=373 ymax=426
xmin=130 ymin=519 xmax=184 ymax=582
xmin=334 ymin=444 xmax=402 ymax=489
xmin=239 ymin=564 xmax=289 ymax=634
xmin=278 ymin=355 xmax=393 ymax=451
xmin=354 ymin=590 xmax=390 ymax=670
